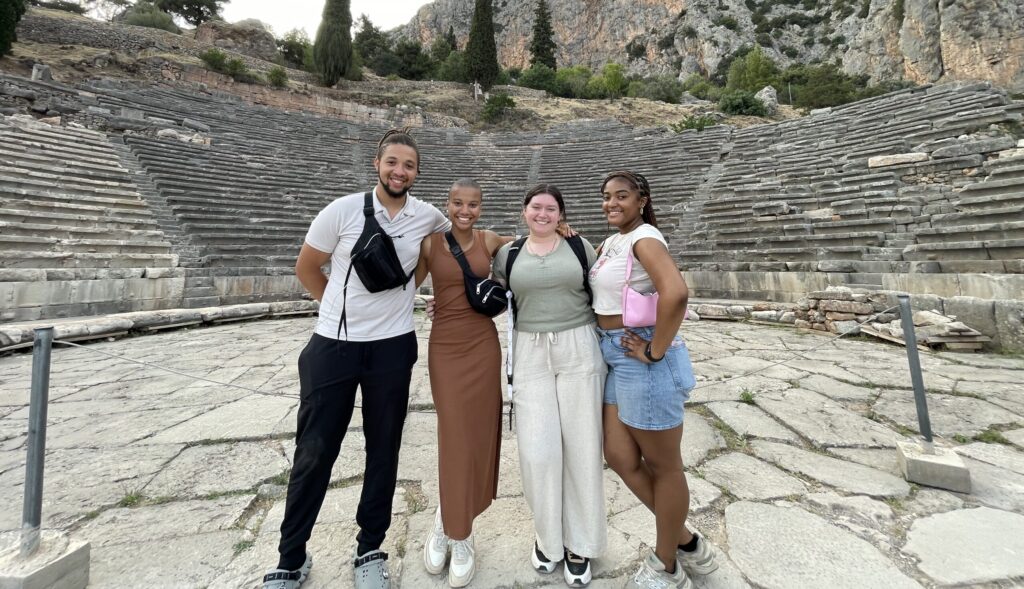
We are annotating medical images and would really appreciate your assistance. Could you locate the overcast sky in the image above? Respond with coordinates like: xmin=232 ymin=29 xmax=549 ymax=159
xmin=220 ymin=0 xmax=433 ymax=37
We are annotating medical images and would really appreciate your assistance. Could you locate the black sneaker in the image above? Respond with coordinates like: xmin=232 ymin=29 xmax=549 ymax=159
xmin=563 ymin=549 xmax=591 ymax=587
xmin=530 ymin=541 xmax=559 ymax=574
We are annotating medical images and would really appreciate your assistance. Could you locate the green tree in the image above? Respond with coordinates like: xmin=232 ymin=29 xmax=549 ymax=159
xmin=554 ymin=64 xmax=591 ymax=98
xmin=436 ymin=49 xmax=467 ymax=82
xmin=482 ymin=92 xmax=515 ymax=122
xmin=444 ymin=25 xmax=457 ymax=50
xmin=429 ymin=32 xmax=453 ymax=63
xmin=529 ymin=0 xmax=556 ymax=70
xmin=313 ymin=0 xmax=353 ymax=86
xmin=719 ymin=89 xmax=768 ymax=116
xmin=394 ymin=39 xmax=431 ymax=80
xmin=725 ymin=45 xmax=779 ymax=93
xmin=519 ymin=63 xmax=557 ymax=93
xmin=465 ymin=0 xmax=499 ymax=89
xmin=1 ymin=0 xmax=27 ymax=56
xmin=278 ymin=28 xmax=311 ymax=70
xmin=153 ymin=0 xmax=224 ymax=27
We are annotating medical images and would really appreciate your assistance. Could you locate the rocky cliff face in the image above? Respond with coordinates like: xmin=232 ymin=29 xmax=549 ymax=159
xmin=397 ymin=0 xmax=1024 ymax=92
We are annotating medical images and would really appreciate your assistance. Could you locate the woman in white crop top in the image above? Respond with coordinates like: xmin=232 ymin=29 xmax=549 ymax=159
xmin=590 ymin=171 xmax=718 ymax=588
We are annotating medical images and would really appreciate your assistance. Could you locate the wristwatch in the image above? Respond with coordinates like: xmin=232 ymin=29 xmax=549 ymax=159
xmin=644 ymin=342 xmax=664 ymax=363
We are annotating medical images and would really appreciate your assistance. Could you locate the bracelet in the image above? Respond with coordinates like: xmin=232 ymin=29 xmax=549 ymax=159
xmin=644 ymin=342 xmax=664 ymax=363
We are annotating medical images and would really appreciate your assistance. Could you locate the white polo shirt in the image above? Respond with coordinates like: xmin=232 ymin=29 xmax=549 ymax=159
xmin=305 ymin=189 xmax=450 ymax=341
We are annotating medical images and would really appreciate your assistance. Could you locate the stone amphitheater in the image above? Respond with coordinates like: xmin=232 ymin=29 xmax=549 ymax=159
xmin=2 ymin=61 xmax=1024 ymax=589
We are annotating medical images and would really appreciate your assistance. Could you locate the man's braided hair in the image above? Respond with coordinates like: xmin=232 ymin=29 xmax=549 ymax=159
xmin=601 ymin=170 xmax=658 ymax=227
xmin=376 ymin=127 xmax=420 ymax=170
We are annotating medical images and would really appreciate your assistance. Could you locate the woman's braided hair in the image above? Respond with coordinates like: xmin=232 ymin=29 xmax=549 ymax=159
xmin=601 ymin=170 xmax=657 ymax=227
xmin=376 ymin=127 xmax=420 ymax=170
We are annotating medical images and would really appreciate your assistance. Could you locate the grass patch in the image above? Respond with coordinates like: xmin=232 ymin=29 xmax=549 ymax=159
xmin=953 ymin=433 xmax=970 ymax=444
xmin=267 ymin=471 xmax=290 ymax=486
xmin=117 ymin=491 xmax=143 ymax=508
xmin=975 ymin=428 xmax=1011 ymax=445
xmin=82 ymin=510 xmax=101 ymax=520
xmin=233 ymin=539 xmax=255 ymax=555
xmin=883 ymin=496 xmax=904 ymax=512
xmin=739 ymin=390 xmax=756 ymax=404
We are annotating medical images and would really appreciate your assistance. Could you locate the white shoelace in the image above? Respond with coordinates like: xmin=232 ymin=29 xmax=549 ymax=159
xmin=451 ymin=539 xmax=473 ymax=562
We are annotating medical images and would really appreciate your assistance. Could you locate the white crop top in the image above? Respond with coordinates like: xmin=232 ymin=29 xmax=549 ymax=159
xmin=590 ymin=224 xmax=668 ymax=315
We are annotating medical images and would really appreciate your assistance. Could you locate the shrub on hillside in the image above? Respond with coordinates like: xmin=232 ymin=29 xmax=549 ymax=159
xmin=555 ymin=65 xmax=591 ymax=98
xmin=267 ymin=66 xmax=288 ymax=88
xmin=278 ymin=28 xmax=311 ymax=71
xmin=435 ymin=50 xmax=467 ymax=82
xmin=726 ymin=45 xmax=779 ymax=94
xmin=586 ymin=63 xmax=628 ymax=99
xmin=670 ymin=114 xmax=718 ymax=132
xmin=200 ymin=48 xmax=228 ymax=71
xmin=629 ymin=75 xmax=684 ymax=104
xmin=682 ymin=73 xmax=724 ymax=101
xmin=519 ymin=63 xmax=557 ymax=93
xmin=719 ymin=90 xmax=768 ymax=116
xmin=482 ymin=92 xmax=515 ymax=122
xmin=123 ymin=1 xmax=180 ymax=33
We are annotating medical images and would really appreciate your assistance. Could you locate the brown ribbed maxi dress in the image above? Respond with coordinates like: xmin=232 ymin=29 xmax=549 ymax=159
xmin=426 ymin=230 xmax=502 ymax=540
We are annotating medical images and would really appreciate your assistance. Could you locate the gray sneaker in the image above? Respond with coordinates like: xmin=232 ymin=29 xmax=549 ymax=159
xmin=262 ymin=552 xmax=312 ymax=589
xmin=677 ymin=534 xmax=718 ymax=575
xmin=354 ymin=549 xmax=391 ymax=589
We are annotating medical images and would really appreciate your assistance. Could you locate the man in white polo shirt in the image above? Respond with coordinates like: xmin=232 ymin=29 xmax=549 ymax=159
xmin=263 ymin=129 xmax=449 ymax=589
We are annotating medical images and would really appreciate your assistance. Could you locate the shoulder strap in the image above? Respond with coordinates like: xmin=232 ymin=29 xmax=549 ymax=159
xmin=505 ymin=237 xmax=527 ymax=324
xmin=362 ymin=191 xmax=375 ymax=218
xmin=444 ymin=231 xmax=479 ymax=279
xmin=565 ymin=234 xmax=593 ymax=307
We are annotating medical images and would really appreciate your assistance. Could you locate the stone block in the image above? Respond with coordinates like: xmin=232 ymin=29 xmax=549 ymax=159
xmin=818 ymin=299 xmax=874 ymax=314
xmin=0 ymin=530 xmax=89 ymax=589
xmin=868 ymin=153 xmax=928 ymax=167
xmin=896 ymin=440 xmax=971 ymax=494
xmin=932 ymin=137 xmax=1017 ymax=158
xmin=30 ymin=64 xmax=52 ymax=82
xmin=993 ymin=299 xmax=1024 ymax=352
xmin=182 ymin=118 xmax=211 ymax=132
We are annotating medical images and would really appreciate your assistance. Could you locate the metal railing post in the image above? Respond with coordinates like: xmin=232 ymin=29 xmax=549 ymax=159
xmin=897 ymin=295 xmax=934 ymax=452
xmin=21 ymin=326 xmax=53 ymax=558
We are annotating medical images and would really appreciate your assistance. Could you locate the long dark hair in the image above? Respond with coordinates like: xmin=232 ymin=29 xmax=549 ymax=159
xmin=523 ymin=183 xmax=566 ymax=220
xmin=601 ymin=170 xmax=657 ymax=227
xmin=376 ymin=127 xmax=420 ymax=170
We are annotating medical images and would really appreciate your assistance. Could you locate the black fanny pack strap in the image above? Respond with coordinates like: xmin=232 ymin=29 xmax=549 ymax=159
xmin=445 ymin=231 xmax=480 ymax=279
xmin=337 ymin=263 xmax=354 ymax=340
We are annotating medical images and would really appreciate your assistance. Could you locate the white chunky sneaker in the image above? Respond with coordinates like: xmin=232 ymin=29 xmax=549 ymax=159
xmin=630 ymin=552 xmax=692 ymax=589
xmin=563 ymin=549 xmax=592 ymax=587
xmin=423 ymin=507 xmax=449 ymax=575
xmin=448 ymin=535 xmax=476 ymax=588
xmin=530 ymin=540 xmax=560 ymax=574
xmin=677 ymin=533 xmax=718 ymax=575
xmin=262 ymin=552 xmax=312 ymax=589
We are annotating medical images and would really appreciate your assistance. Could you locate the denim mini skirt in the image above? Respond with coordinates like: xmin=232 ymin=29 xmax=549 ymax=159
xmin=596 ymin=326 xmax=696 ymax=431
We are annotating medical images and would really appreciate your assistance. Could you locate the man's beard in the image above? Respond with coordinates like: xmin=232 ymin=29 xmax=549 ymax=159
xmin=379 ymin=173 xmax=412 ymax=198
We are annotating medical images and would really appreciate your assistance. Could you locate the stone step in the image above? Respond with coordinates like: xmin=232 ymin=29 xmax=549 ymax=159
xmin=930 ymin=205 xmax=1024 ymax=227
xmin=915 ymin=221 xmax=1024 ymax=244
xmin=958 ymin=176 xmax=1024 ymax=198
xmin=0 ymin=220 xmax=165 ymax=241
xmin=0 ymin=235 xmax=173 ymax=254
xmin=0 ymin=251 xmax=177 ymax=268
xmin=181 ymin=296 xmax=222 ymax=308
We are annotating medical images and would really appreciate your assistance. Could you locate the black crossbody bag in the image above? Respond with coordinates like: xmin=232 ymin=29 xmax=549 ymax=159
xmin=337 ymin=192 xmax=413 ymax=339
xmin=444 ymin=231 xmax=507 ymax=318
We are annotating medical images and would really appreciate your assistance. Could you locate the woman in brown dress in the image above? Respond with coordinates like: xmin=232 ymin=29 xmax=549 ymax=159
xmin=415 ymin=179 xmax=506 ymax=588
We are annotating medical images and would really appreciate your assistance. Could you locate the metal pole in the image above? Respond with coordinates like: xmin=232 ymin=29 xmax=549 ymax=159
xmin=21 ymin=326 xmax=53 ymax=558
xmin=897 ymin=295 xmax=934 ymax=451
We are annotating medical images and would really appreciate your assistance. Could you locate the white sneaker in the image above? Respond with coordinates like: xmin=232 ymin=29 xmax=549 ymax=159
xmin=677 ymin=533 xmax=718 ymax=575
xmin=423 ymin=507 xmax=450 ymax=575
xmin=630 ymin=553 xmax=692 ymax=589
xmin=448 ymin=535 xmax=476 ymax=588
xmin=531 ymin=540 xmax=560 ymax=574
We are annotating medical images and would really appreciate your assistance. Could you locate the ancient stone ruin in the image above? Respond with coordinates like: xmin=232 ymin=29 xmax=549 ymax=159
xmin=0 ymin=70 xmax=1022 ymax=349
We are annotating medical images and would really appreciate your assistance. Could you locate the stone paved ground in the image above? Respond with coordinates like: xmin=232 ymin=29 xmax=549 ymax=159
xmin=1 ymin=315 xmax=1023 ymax=588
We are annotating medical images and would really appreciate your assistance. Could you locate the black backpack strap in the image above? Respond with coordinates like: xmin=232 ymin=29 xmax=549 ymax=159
xmin=505 ymin=237 xmax=527 ymax=324
xmin=565 ymin=234 xmax=593 ymax=307
xmin=444 ymin=231 xmax=480 ymax=279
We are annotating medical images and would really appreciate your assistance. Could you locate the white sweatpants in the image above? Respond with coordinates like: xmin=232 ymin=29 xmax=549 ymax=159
xmin=512 ymin=323 xmax=607 ymax=560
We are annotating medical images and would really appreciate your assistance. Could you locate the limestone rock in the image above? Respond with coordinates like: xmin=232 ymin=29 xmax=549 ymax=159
xmin=751 ymin=87 xmax=777 ymax=116
xmin=868 ymin=153 xmax=928 ymax=167
xmin=755 ymin=388 xmax=899 ymax=448
xmin=751 ymin=440 xmax=911 ymax=497
xmin=31 ymin=64 xmax=52 ymax=81
xmin=700 ymin=452 xmax=807 ymax=500
xmin=726 ymin=502 xmax=922 ymax=589
xmin=195 ymin=20 xmax=278 ymax=62
xmin=903 ymin=507 xmax=1024 ymax=585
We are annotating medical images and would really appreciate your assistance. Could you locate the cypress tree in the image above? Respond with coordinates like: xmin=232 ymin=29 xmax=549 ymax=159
xmin=313 ymin=0 xmax=353 ymax=87
xmin=465 ymin=0 xmax=499 ymax=89
xmin=1 ymin=0 xmax=27 ymax=57
xmin=444 ymin=25 xmax=457 ymax=51
xmin=529 ymin=0 xmax=556 ymax=70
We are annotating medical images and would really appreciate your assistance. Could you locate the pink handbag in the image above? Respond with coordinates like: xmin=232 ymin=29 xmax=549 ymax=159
xmin=621 ymin=246 xmax=658 ymax=327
